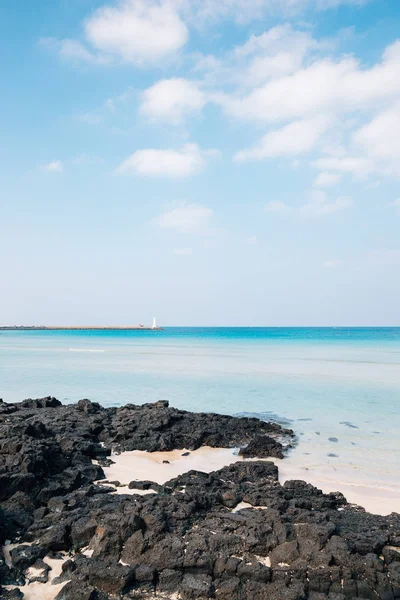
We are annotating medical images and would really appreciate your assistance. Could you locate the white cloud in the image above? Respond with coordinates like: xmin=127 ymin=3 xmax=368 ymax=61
xmin=187 ymin=0 xmax=277 ymax=23
xmin=193 ymin=28 xmax=400 ymax=181
xmin=323 ymin=259 xmax=341 ymax=269
xmin=313 ymin=172 xmax=342 ymax=187
xmin=43 ymin=0 xmax=371 ymax=69
xmin=117 ymin=144 xmax=212 ymax=178
xmin=311 ymin=104 xmax=400 ymax=180
xmin=235 ymin=117 xmax=330 ymax=161
xmin=185 ymin=0 xmax=369 ymax=24
xmin=317 ymin=0 xmax=368 ymax=6
xmin=217 ymin=40 xmax=400 ymax=124
xmin=313 ymin=156 xmax=374 ymax=177
xmin=174 ymin=247 xmax=193 ymax=255
xmin=85 ymin=0 xmax=188 ymax=64
xmin=42 ymin=160 xmax=63 ymax=173
xmin=300 ymin=190 xmax=353 ymax=216
xmin=352 ymin=107 xmax=400 ymax=175
xmin=153 ymin=203 xmax=213 ymax=233
xmin=264 ymin=201 xmax=290 ymax=213
xmin=44 ymin=0 xmax=188 ymax=66
xmin=233 ymin=25 xmax=317 ymax=85
xmin=140 ymin=78 xmax=205 ymax=124
xmin=194 ymin=25 xmax=318 ymax=90
xmin=235 ymin=25 xmax=313 ymax=60
xmin=40 ymin=38 xmax=110 ymax=65
xmin=265 ymin=192 xmax=352 ymax=217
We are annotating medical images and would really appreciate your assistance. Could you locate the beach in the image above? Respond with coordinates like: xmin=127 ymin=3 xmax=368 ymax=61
xmin=0 ymin=327 xmax=399 ymax=511
xmin=1 ymin=328 xmax=400 ymax=598
xmin=1 ymin=397 xmax=400 ymax=599
xmin=97 ymin=447 xmax=400 ymax=515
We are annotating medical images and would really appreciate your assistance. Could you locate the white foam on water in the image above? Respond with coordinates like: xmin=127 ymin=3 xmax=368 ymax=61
xmin=69 ymin=348 xmax=105 ymax=353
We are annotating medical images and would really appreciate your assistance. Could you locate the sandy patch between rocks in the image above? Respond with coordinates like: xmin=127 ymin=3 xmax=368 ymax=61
xmin=2 ymin=552 xmax=69 ymax=600
xmin=95 ymin=447 xmax=399 ymax=516
xmin=97 ymin=447 xmax=241 ymax=487
xmin=277 ymin=459 xmax=400 ymax=516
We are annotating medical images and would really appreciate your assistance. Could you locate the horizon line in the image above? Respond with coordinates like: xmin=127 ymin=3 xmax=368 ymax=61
xmin=1 ymin=325 xmax=400 ymax=330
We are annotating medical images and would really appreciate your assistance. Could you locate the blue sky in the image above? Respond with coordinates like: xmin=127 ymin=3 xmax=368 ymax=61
xmin=1 ymin=0 xmax=400 ymax=326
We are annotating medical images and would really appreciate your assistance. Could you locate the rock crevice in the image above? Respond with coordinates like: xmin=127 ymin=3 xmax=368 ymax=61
xmin=0 ymin=398 xmax=399 ymax=599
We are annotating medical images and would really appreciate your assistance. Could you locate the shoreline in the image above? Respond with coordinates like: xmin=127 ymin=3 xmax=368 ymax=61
xmin=1 ymin=397 xmax=399 ymax=599
xmin=278 ymin=458 xmax=400 ymax=516
xmin=97 ymin=447 xmax=400 ymax=516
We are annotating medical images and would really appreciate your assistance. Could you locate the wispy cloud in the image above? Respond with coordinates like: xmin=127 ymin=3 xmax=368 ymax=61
xmin=235 ymin=117 xmax=330 ymax=161
xmin=210 ymin=35 xmax=400 ymax=181
xmin=300 ymin=191 xmax=353 ymax=216
xmin=185 ymin=0 xmax=370 ymax=25
xmin=40 ymin=38 xmax=110 ymax=65
xmin=116 ymin=144 xmax=215 ymax=178
xmin=313 ymin=156 xmax=374 ymax=178
xmin=313 ymin=172 xmax=342 ymax=187
xmin=265 ymin=191 xmax=353 ymax=217
xmin=42 ymin=160 xmax=63 ymax=173
xmin=153 ymin=203 xmax=213 ymax=233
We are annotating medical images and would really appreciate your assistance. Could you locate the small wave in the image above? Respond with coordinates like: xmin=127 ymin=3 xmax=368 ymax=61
xmin=69 ymin=348 xmax=105 ymax=353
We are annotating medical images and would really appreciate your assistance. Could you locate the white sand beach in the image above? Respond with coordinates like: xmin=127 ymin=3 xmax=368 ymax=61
xmin=96 ymin=447 xmax=400 ymax=516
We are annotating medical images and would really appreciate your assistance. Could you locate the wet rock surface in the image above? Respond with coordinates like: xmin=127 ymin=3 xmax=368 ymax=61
xmin=0 ymin=398 xmax=399 ymax=599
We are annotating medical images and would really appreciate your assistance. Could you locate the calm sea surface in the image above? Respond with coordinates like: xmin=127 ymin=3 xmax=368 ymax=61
xmin=1 ymin=327 xmax=399 ymax=510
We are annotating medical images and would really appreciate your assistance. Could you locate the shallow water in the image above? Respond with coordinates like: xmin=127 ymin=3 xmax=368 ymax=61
xmin=1 ymin=327 xmax=399 ymax=512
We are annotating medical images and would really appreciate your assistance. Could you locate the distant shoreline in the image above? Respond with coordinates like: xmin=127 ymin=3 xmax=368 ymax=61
xmin=0 ymin=326 xmax=164 ymax=331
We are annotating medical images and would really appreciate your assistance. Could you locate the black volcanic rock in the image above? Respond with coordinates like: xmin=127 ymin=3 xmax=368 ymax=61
xmin=239 ymin=434 xmax=286 ymax=459
xmin=21 ymin=396 xmax=62 ymax=409
xmin=0 ymin=397 xmax=399 ymax=599
xmin=0 ymin=589 xmax=24 ymax=599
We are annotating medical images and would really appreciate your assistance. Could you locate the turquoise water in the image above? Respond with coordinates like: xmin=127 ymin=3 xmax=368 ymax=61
xmin=1 ymin=327 xmax=399 ymax=508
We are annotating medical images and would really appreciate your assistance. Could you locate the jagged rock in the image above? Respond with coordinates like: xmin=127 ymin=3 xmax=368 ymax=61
xmin=76 ymin=399 xmax=102 ymax=414
xmin=10 ymin=544 xmax=46 ymax=572
xmin=21 ymin=396 xmax=61 ymax=409
xmin=71 ymin=555 xmax=135 ymax=594
xmin=158 ymin=568 xmax=183 ymax=592
xmin=0 ymin=589 xmax=24 ymax=599
xmin=239 ymin=434 xmax=285 ymax=459
xmin=54 ymin=581 xmax=108 ymax=600
xmin=128 ymin=480 xmax=162 ymax=492
xmin=0 ymin=398 xmax=399 ymax=599
xmin=24 ymin=558 xmax=50 ymax=583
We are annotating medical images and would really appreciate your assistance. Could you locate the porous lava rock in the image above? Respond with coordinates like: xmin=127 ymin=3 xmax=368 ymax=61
xmin=0 ymin=398 xmax=399 ymax=599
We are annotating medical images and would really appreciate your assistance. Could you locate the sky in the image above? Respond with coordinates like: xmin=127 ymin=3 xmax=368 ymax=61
xmin=1 ymin=0 xmax=400 ymax=326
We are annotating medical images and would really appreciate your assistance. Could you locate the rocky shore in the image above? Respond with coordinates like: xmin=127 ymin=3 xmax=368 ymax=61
xmin=1 ymin=397 xmax=400 ymax=599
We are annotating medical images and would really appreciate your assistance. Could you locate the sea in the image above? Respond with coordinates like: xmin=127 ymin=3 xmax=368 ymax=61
xmin=1 ymin=327 xmax=399 ymax=514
